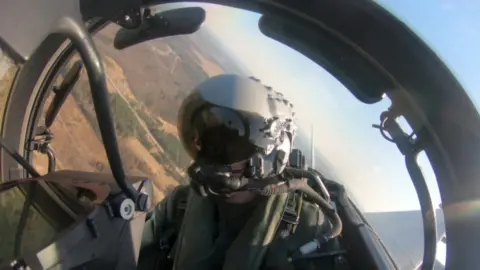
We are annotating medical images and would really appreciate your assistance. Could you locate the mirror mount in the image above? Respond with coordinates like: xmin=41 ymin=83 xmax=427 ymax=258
xmin=113 ymin=7 xmax=206 ymax=50
xmin=112 ymin=7 xmax=143 ymax=30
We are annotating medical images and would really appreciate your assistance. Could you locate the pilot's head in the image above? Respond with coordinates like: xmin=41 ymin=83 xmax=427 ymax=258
xmin=177 ymin=74 xmax=296 ymax=203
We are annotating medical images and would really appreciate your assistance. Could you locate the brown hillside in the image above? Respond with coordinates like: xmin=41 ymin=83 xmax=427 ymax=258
xmin=94 ymin=24 xmax=221 ymax=124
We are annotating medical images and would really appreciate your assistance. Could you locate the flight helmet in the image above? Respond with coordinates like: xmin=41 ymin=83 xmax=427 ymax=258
xmin=177 ymin=74 xmax=297 ymax=196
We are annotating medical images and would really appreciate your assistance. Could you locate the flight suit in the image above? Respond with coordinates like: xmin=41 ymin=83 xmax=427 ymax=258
xmin=137 ymin=185 xmax=336 ymax=270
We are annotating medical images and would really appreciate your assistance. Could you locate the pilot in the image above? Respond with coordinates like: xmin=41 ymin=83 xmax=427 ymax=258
xmin=137 ymin=74 xmax=337 ymax=270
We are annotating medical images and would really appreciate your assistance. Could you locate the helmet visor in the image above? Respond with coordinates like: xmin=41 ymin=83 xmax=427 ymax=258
xmin=184 ymin=105 xmax=276 ymax=165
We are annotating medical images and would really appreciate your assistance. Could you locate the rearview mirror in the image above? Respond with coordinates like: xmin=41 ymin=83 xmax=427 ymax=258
xmin=114 ymin=7 xmax=206 ymax=50
xmin=258 ymin=14 xmax=391 ymax=104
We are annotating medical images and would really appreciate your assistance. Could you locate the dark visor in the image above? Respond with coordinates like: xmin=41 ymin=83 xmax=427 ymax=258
xmin=187 ymin=106 xmax=275 ymax=165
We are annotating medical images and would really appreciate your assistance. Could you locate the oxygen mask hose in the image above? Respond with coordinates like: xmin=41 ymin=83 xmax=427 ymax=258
xmin=251 ymin=178 xmax=342 ymax=239
xmin=246 ymin=168 xmax=343 ymax=258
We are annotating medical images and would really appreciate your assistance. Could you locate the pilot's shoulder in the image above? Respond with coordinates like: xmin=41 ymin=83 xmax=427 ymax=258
xmin=148 ymin=184 xmax=190 ymax=220
xmin=163 ymin=184 xmax=190 ymax=200
xmin=158 ymin=184 xmax=190 ymax=209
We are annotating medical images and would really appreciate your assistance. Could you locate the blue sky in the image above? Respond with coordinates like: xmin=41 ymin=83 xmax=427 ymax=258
xmin=171 ymin=1 xmax=479 ymax=213
xmin=378 ymin=0 xmax=480 ymax=106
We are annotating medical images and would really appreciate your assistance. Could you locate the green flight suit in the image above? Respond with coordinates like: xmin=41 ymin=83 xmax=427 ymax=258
xmin=137 ymin=185 xmax=334 ymax=270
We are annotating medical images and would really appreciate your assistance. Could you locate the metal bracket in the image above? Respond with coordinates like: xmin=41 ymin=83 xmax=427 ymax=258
xmin=28 ymin=128 xmax=56 ymax=173
xmin=372 ymin=110 xmax=422 ymax=155
xmin=112 ymin=7 xmax=143 ymax=29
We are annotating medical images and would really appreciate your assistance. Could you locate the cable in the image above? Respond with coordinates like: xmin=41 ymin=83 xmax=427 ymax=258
xmin=0 ymin=137 xmax=41 ymax=178
xmin=246 ymin=171 xmax=342 ymax=242
xmin=286 ymin=178 xmax=342 ymax=240
xmin=247 ymin=171 xmax=343 ymax=260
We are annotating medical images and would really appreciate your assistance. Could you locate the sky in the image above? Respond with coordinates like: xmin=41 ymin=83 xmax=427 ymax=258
xmin=163 ymin=1 xmax=480 ymax=213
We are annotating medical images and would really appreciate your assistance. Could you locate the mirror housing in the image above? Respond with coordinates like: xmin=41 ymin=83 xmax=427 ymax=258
xmin=259 ymin=14 xmax=392 ymax=104
xmin=113 ymin=7 xmax=206 ymax=50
